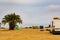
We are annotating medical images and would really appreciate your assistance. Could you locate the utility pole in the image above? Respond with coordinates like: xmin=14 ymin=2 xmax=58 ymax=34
xmin=0 ymin=23 xmax=1 ymax=28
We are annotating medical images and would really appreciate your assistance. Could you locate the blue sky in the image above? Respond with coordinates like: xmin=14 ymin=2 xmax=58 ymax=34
xmin=0 ymin=0 xmax=60 ymax=27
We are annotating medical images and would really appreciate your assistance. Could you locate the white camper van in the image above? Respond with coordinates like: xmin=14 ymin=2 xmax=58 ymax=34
xmin=50 ymin=16 xmax=60 ymax=34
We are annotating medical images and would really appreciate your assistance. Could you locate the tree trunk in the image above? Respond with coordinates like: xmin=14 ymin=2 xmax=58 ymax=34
xmin=9 ymin=22 xmax=15 ymax=30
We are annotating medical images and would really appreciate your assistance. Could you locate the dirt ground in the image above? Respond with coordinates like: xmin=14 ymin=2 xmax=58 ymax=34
xmin=0 ymin=29 xmax=60 ymax=40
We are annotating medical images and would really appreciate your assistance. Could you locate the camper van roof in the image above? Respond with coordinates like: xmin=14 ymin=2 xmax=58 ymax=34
xmin=53 ymin=16 xmax=59 ymax=19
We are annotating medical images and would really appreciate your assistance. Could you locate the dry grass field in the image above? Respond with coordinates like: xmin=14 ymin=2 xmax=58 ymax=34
xmin=0 ymin=29 xmax=60 ymax=40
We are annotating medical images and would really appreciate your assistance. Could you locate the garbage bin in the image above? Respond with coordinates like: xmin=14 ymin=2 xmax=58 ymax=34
xmin=15 ymin=25 xmax=19 ymax=30
xmin=40 ymin=26 xmax=44 ymax=29
xmin=40 ymin=25 xmax=44 ymax=31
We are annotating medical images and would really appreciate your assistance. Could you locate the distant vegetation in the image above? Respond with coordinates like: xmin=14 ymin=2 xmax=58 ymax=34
xmin=32 ymin=25 xmax=38 ymax=29
xmin=2 ymin=13 xmax=22 ymax=30
xmin=24 ymin=25 xmax=39 ymax=29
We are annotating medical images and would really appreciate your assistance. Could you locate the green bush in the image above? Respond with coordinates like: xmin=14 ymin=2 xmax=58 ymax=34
xmin=32 ymin=26 xmax=38 ymax=29
xmin=29 ymin=27 xmax=32 ymax=28
xmin=25 ymin=27 xmax=28 ymax=29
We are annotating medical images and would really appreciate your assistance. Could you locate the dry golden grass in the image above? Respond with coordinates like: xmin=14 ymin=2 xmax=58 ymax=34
xmin=0 ymin=29 xmax=60 ymax=40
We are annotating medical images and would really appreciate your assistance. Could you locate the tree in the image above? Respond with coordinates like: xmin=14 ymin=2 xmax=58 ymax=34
xmin=2 ymin=13 xmax=22 ymax=30
xmin=0 ymin=23 xmax=1 ymax=28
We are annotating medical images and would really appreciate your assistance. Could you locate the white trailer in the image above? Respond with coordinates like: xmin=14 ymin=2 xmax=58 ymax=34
xmin=50 ymin=19 xmax=60 ymax=34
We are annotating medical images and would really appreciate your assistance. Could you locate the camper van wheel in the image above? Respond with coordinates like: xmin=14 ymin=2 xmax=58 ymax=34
xmin=51 ymin=30 xmax=55 ymax=34
xmin=49 ymin=30 xmax=52 ymax=33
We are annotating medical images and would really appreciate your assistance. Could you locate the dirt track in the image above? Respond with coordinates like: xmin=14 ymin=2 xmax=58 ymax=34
xmin=0 ymin=29 xmax=60 ymax=40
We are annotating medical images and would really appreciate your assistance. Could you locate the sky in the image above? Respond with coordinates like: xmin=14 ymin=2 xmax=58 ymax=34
xmin=0 ymin=0 xmax=60 ymax=27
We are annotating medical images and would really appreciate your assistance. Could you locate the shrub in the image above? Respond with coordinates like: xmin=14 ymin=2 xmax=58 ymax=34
xmin=32 ymin=26 xmax=38 ymax=29
xmin=25 ymin=27 xmax=28 ymax=29
xmin=29 ymin=27 xmax=32 ymax=28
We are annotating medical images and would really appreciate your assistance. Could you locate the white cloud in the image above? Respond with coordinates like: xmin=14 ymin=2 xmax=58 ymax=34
xmin=48 ymin=5 xmax=60 ymax=10
xmin=12 ymin=0 xmax=41 ymax=3
xmin=0 ymin=0 xmax=42 ymax=3
xmin=0 ymin=0 xmax=60 ymax=4
xmin=45 ymin=5 xmax=60 ymax=11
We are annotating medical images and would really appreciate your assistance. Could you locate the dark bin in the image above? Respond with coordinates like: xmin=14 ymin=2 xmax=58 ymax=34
xmin=40 ymin=25 xmax=44 ymax=31
xmin=40 ymin=26 xmax=44 ymax=29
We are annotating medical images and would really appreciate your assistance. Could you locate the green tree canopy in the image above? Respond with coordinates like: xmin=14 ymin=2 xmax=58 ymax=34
xmin=2 ymin=13 xmax=22 ymax=30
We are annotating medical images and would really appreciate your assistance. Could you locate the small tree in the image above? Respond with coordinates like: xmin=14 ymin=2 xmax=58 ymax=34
xmin=2 ymin=13 xmax=22 ymax=30
xmin=0 ymin=23 xmax=1 ymax=28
